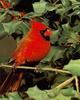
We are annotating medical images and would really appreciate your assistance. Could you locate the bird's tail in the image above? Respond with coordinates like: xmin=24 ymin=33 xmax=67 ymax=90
xmin=0 ymin=69 xmax=23 ymax=95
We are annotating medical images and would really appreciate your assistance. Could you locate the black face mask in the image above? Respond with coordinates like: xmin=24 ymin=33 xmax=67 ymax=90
xmin=40 ymin=28 xmax=50 ymax=41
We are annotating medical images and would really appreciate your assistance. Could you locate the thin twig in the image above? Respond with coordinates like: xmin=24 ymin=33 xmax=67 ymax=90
xmin=46 ymin=76 xmax=75 ymax=93
xmin=74 ymin=76 xmax=79 ymax=94
xmin=42 ymin=67 xmax=71 ymax=74
xmin=0 ymin=64 xmax=71 ymax=74
xmin=56 ymin=76 xmax=75 ymax=89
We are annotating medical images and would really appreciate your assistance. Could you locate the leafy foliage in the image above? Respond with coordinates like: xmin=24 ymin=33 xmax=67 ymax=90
xmin=0 ymin=0 xmax=80 ymax=100
xmin=64 ymin=59 xmax=80 ymax=75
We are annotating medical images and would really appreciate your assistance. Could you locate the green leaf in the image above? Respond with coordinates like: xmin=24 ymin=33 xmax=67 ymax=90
xmin=58 ymin=32 xmax=69 ymax=47
xmin=27 ymin=86 xmax=50 ymax=100
xmin=46 ymin=3 xmax=62 ymax=11
xmin=67 ymin=32 xmax=79 ymax=48
xmin=70 ymin=0 xmax=79 ymax=3
xmin=58 ymin=23 xmax=79 ymax=47
xmin=61 ymin=87 xmax=75 ymax=96
xmin=73 ymin=24 xmax=80 ymax=33
xmin=50 ymin=30 xmax=60 ymax=44
xmin=62 ymin=23 xmax=71 ymax=34
xmin=23 ymin=12 xmax=43 ymax=18
xmin=33 ymin=1 xmax=47 ymax=14
xmin=46 ymin=88 xmax=61 ymax=98
xmin=52 ymin=93 xmax=71 ymax=100
xmin=0 ymin=92 xmax=22 ymax=100
xmin=46 ymin=88 xmax=75 ymax=100
xmin=52 ymin=47 xmax=67 ymax=62
xmin=69 ymin=10 xmax=80 ymax=16
xmin=61 ymin=0 xmax=71 ymax=7
xmin=8 ymin=92 xmax=22 ymax=100
xmin=64 ymin=59 xmax=80 ymax=75
xmin=27 ymin=86 xmax=76 ymax=100
xmin=41 ymin=46 xmax=60 ymax=63
xmin=2 ymin=20 xmax=29 ymax=35
xmin=0 ymin=23 xmax=8 ymax=39
xmin=16 ymin=21 xmax=30 ymax=35
xmin=2 ymin=20 xmax=22 ymax=33
xmin=0 ymin=11 xmax=8 ymax=23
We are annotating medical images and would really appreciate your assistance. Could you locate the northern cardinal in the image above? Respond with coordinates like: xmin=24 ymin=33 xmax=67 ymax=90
xmin=0 ymin=20 xmax=52 ymax=94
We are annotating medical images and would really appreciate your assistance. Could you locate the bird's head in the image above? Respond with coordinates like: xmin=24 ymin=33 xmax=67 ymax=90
xmin=31 ymin=20 xmax=52 ymax=40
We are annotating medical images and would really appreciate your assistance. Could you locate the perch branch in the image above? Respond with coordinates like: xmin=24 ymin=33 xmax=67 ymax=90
xmin=0 ymin=64 xmax=71 ymax=74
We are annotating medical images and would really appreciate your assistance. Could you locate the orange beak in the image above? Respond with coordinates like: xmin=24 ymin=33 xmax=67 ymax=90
xmin=44 ymin=28 xmax=52 ymax=36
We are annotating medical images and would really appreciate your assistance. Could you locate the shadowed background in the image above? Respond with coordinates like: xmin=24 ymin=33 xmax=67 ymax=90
xmin=0 ymin=35 xmax=16 ymax=63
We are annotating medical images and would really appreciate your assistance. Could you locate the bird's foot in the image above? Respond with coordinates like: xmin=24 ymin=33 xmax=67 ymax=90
xmin=34 ymin=65 xmax=42 ymax=73
xmin=12 ymin=63 xmax=16 ymax=72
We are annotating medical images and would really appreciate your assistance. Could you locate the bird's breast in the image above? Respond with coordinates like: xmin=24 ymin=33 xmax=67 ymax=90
xmin=12 ymin=34 xmax=51 ymax=66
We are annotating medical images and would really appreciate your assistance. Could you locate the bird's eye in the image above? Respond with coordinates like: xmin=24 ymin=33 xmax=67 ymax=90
xmin=40 ymin=28 xmax=50 ymax=41
xmin=40 ymin=28 xmax=48 ymax=34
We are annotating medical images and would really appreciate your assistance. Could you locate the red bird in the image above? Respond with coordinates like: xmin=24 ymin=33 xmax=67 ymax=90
xmin=0 ymin=20 xmax=52 ymax=94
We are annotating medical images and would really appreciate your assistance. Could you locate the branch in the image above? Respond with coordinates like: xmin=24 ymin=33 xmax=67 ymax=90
xmin=0 ymin=64 xmax=71 ymax=74
xmin=56 ymin=76 xmax=75 ymax=89
xmin=46 ymin=76 xmax=75 ymax=93
xmin=74 ymin=76 xmax=80 ymax=95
